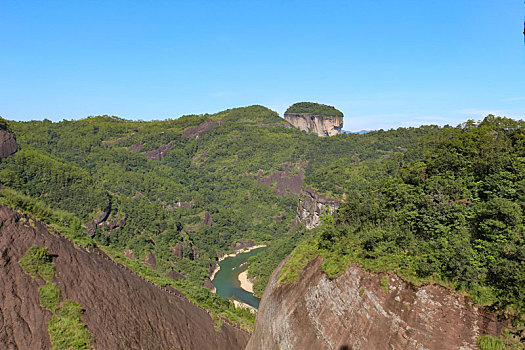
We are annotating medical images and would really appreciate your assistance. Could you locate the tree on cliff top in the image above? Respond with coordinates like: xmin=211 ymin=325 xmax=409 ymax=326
xmin=285 ymin=102 xmax=343 ymax=119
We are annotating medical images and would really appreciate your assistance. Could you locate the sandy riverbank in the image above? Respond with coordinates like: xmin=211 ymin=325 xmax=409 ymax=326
xmin=209 ymin=244 xmax=267 ymax=282
xmin=233 ymin=300 xmax=256 ymax=313
xmin=237 ymin=271 xmax=254 ymax=293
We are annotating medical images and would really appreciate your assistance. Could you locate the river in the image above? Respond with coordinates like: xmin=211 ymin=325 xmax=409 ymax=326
xmin=211 ymin=246 xmax=267 ymax=308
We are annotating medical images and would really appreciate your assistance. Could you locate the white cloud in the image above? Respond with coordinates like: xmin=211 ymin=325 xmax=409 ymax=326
xmin=502 ymin=97 xmax=525 ymax=102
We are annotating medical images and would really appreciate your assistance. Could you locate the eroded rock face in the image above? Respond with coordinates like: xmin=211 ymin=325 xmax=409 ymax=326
xmin=284 ymin=113 xmax=343 ymax=137
xmin=0 ymin=129 xmax=18 ymax=158
xmin=256 ymin=160 xmax=308 ymax=197
xmin=247 ymin=256 xmax=509 ymax=350
xmin=143 ymin=141 xmax=177 ymax=160
xmin=297 ymin=187 xmax=339 ymax=229
xmin=0 ymin=205 xmax=249 ymax=349
xmin=182 ymin=119 xmax=222 ymax=139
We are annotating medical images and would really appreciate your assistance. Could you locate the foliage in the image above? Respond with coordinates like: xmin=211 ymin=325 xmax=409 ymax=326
xmin=0 ymin=188 xmax=93 ymax=247
xmin=39 ymin=282 xmax=61 ymax=312
xmin=309 ymin=116 xmax=525 ymax=321
xmin=19 ymin=245 xmax=55 ymax=281
xmin=278 ymin=234 xmax=319 ymax=284
xmin=48 ymin=301 xmax=91 ymax=350
xmin=248 ymin=227 xmax=307 ymax=296
xmin=285 ymin=102 xmax=343 ymax=118
xmin=20 ymin=245 xmax=91 ymax=349
xmin=477 ymin=334 xmax=525 ymax=350
xmin=6 ymin=105 xmax=515 ymax=329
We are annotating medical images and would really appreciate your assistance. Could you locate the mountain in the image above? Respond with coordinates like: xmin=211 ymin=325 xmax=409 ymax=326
xmin=284 ymin=102 xmax=344 ymax=136
xmin=248 ymin=256 xmax=509 ymax=350
xmin=0 ymin=205 xmax=249 ymax=349
xmin=0 ymin=108 xmax=523 ymax=348
xmin=249 ymin=115 xmax=525 ymax=349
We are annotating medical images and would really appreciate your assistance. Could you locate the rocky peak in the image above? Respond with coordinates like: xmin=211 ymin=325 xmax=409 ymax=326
xmin=284 ymin=102 xmax=344 ymax=137
xmin=284 ymin=113 xmax=343 ymax=137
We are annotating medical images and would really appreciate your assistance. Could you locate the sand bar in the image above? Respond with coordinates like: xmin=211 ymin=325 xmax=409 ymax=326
xmin=209 ymin=244 xmax=267 ymax=282
xmin=238 ymin=270 xmax=254 ymax=293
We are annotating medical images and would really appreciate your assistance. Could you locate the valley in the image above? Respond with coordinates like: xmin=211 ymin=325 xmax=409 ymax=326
xmin=0 ymin=105 xmax=523 ymax=349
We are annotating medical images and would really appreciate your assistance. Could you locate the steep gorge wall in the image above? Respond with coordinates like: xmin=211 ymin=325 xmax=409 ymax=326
xmin=0 ymin=205 xmax=249 ymax=350
xmin=284 ymin=113 xmax=343 ymax=137
xmin=296 ymin=186 xmax=339 ymax=229
xmin=247 ymin=256 xmax=509 ymax=350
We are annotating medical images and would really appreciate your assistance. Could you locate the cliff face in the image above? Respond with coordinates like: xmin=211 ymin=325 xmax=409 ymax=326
xmin=247 ymin=256 xmax=509 ymax=350
xmin=296 ymin=186 xmax=339 ymax=229
xmin=0 ymin=129 xmax=18 ymax=158
xmin=0 ymin=205 xmax=249 ymax=350
xmin=284 ymin=113 xmax=343 ymax=137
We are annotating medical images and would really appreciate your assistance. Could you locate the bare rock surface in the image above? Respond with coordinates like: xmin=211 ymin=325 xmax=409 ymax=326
xmin=247 ymin=256 xmax=509 ymax=350
xmin=257 ymin=160 xmax=307 ymax=197
xmin=143 ymin=141 xmax=177 ymax=160
xmin=0 ymin=129 xmax=18 ymax=158
xmin=296 ymin=186 xmax=339 ymax=229
xmin=0 ymin=205 xmax=249 ymax=350
xmin=284 ymin=113 xmax=343 ymax=137
xmin=182 ymin=119 xmax=222 ymax=139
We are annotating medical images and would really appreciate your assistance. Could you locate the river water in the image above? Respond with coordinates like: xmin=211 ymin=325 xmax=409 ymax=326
xmin=211 ymin=247 xmax=267 ymax=308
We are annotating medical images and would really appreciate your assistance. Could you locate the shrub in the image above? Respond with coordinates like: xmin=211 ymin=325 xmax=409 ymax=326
xmin=48 ymin=301 xmax=91 ymax=350
xmin=39 ymin=282 xmax=60 ymax=312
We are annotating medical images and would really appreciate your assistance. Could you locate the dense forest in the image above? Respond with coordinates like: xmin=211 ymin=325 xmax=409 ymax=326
xmin=285 ymin=102 xmax=344 ymax=118
xmin=1 ymin=106 xmax=523 ymax=337
xmin=281 ymin=116 xmax=525 ymax=333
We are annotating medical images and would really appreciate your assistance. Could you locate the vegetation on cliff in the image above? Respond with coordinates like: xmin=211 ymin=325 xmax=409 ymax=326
xmin=0 ymin=105 xmax=433 ymax=313
xmin=282 ymin=116 xmax=525 ymax=331
xmin=285 ymin=102 xmax=344 ymax=118
xmin=5 ymin=105 xmax=523 ymax=341
xmin=20 ymin=245 xmax=92 ymax=349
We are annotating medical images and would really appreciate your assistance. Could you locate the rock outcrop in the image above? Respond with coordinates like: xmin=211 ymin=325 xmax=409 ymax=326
xmin=182 ymin=119 xmax=223 ymax=139
xmin=256 ymin=160 xmax=308 ymax=197
xmin=0 ymin=129 xmax=18 ymax=158
xmin=0 ymin=205 xmax=249 ymax=349
xmin=296 ymin=186 xmax=339 ymax=229
xmin=284 ymin=113 xmax=343 ymax=137
xmin=247 ymin=256 xmax=510 ymax=350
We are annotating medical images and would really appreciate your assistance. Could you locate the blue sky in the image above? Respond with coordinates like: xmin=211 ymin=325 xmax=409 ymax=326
xmin=1 ymin=1 xmax=524 ymax=130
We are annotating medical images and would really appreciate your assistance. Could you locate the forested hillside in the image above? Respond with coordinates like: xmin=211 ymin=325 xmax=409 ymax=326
xmin=281 ymin=116 xmax=525 ymax=337
xmin=2 ymin=107 xmax=522 ymax=341
xmin=0 ymin=105 xmax=442 ymax=318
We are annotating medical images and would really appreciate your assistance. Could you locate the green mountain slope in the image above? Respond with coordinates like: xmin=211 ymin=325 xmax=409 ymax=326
xmin=4 ymin=106 xmax=518 ymax=330
xmin=283 ymin=116 xmax=525 ymax=328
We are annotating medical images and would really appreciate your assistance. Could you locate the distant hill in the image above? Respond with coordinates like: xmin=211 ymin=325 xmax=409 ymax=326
xmin=342 ymin=130 xmax=374 ymax=134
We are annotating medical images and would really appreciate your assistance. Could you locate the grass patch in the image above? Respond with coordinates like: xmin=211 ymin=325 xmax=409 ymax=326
xmin=19 ymin=245 xmax=55 ymax=282
xmin=211 ymin=313 xmax=223 ymax=331
xmin=48 ymin=301 xmax=91 ymax=350
xmin=0 ymin=187 xmax=94 ymax=248
xmin=477 ymin=334 xmax=525 ymax=350
xmin=278 ymin=235 xmax=319 ymax=284
xmin=39 ymin=282 xmax=60 ymax=312
xmin=20 ymin=246 xmax=92 ymax=348
xmin=380 ymin=276 xmax=389 ymax=293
